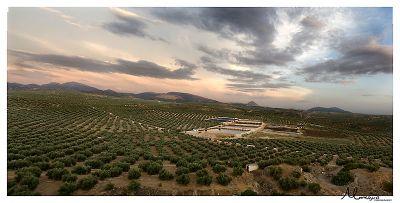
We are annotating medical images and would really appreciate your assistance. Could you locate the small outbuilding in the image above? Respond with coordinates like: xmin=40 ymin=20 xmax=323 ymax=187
xmin=245 ymin=163 xmax=259 ymax=172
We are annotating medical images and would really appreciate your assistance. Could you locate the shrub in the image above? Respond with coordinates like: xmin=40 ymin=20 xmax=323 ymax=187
xmin=104 ymin=183 xmax=115 ymax=191
xmin=19 ymin=175 xmax=39 ymax=190
xmin=47 ymin=168 xmax=69 ymax=180
xmin=331 ymin=170 xmax=354 ymax=186
xmin=266 ymin=166 xmax=283 ymax=180
xmin=74 ymin=153 xmax=87 ymax=162
xmin=115 ymin=162 xmax=130 ymax=172
xmin=299 ymin=180 xmax=307 ymax=187
xmin=98 ymin=152 xmax=116 ymax=163
xmin=121 ymin=155 xmax=138 ymax=164
xmin=128 ymin=168 xmax=141 ymax=180
xmin=146 ymin=162 xmax=163 ymax=175
xmin=34 ymin=161 xmax=50 ymax=171
xmin=240 ymin=189 xmax=257 ymax=196
xmin=62 ymin=174 xmax=77 ymax=183
xmin=50 ymin=161 xmax=65 ymax=169
xmin=279 ymin=177 xmax=299 ymax=191
xmin=196 ymin=169 xmax=208 ymax=177
xmin=57 ymin=156 xmax=76 ymax=167
xmin=84 ymin=159 xmax=104 ymax=169
xmin=216 ymin=174 xmax=232 ymax=186
xmin=307 ymin=183 xmax=321 ymax=194
xmin=201 ymin=159 xmax=208 ymax=168
xmin=291 ymin=171 xmax=301 ymax=179
xmin=175 ymin=167 xmax=190 ymax=175
xmin=8 ymin=159 xmax=32 ymax=170
xmin=128 ymin=180 xmax=141 ymax=191
xmin=257 ymin=160 xmax=271 ymax=169
xmin=8 ymin=185 xmax=40 ymax=196
xmin=109 ymin=166 xmax=123 ymax=177
xmin=364 ymin=163 xmax=380 ymax=172
xmin=336 ymin=158 xmax=353 ymax=166
xmin=78 ymin=175 xmax=98 ymax=190
xmin=16 ymin=166 xmax=42 ymax=182
xmin=143 ymin=152 xmax=154 ymax=160
xmin=212 ymin=164 xmax=226 ymax=173
xmin=258 ymin=159 xmax=281 ymax=169
xmin=140 ymin=161 xmax=163 ymax=175
xmin=159 ymin=169 xmax=174 ymax=180
xmin=138 ymin=162 xmax=148 ymax=170
xmin=176 ymin=174 xmax=190 ymax=185
xmin=72 ymin=165 xmax=91 ymax=175
xmin=301 ymin=165 xmax=311 ymax=173
xmin=98 ymin=169 xmax=111 ymax=180
xmin=196 ymin=174 xmax=212 ymax=185
xmin=176 ymin=159 xmax=189 ymax=167
xmin=383 ymin=181 xmax=392 ymax=193
xmin=233 ymin=166 xmax=244 ymax=176
xmin=58 ymin=182 xmax=77 ymax=195
xmin=188 ymin=162 xmax=203 ymax=172
xmin=8 ymin=180 xmax=16 ymax=190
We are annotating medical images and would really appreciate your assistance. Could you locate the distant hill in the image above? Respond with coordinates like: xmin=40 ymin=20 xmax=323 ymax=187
xmin=8 ymin=82 xmax=111 ymax=95
xmin=307 ymin=107 xmax=351 ymax=113
xmin=134 ymin=92 xmax=219 ymax=103
xmin=7 ymin=83 xmax=40 ymax=90
xmin=246 ymin=101 xmax=259 ymax=107
xmin=7 ymin=82 xmax=219 ymax=103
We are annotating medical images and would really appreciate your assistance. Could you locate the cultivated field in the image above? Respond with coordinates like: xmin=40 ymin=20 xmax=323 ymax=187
xmin=7 ymin=90 xmax=393 ymax=196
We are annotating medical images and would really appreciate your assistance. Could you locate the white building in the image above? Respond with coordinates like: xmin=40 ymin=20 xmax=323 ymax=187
xmin=245 ymin=163 xmax=259 ymax=172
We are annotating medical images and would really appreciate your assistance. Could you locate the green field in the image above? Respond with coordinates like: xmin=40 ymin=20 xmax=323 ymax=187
xmin=7 ymin=90 xmax=393 ymax=195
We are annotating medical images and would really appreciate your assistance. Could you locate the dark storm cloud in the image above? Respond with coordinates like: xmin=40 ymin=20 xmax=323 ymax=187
xmin=152 ymin=8 xmax=277 ymax=46
xmin=299 ymin=39 xmax=393 ymax=83
xmin=203 ymin=62 xmax=270 ymax=82
xmin=198 ymin=44 xmax=295 ymax=67
xmin=155 ymin=8 xmax=326 ymax=67
xmin=197 ymin=45 xmax=233 ymax=61
xmin=174 ymin=59 xmax=197 ymax=70
xmin=155 ymin=7 xmax=283 ymax=66
xmin=200 ymin=56 xmax=292 ymax=92
xmin=8 ymin=50 xmax=197 ymax=80
xmin=103 ymin=8 xmax=166 ymax=42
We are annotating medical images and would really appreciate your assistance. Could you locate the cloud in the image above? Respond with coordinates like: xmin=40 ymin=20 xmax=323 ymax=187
xmin=152 ymin=8 xmax=277 ymax=46
xmin=200 ymin=56 xmax=292 ymax=92
xmin=226 ymin=82 xmax=293 ymax=93
xmin=361 ymin=94 xmax=374 ymax=97
xmin=41 ymin=7 xmax=92 ymax=29
xmin=299 ymin=38 xmax=393 ymax=83
xmin=154 ymin=8 xmax=328 ymax=67
xmin=8 ymin=49 xmax=197 ymax=80
xmin=201 ymin=57 xmax=270 ymax=81
xmin=103 ymin=8 xmax=166 ymax=42
xmin=300 ymin=16 xmax=325 ymax=29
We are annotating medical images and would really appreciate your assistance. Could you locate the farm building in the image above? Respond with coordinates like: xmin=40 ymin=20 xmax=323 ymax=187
xmin=207 ymin=117 xmax=239 ymax=122
xmin=236 ymin=120 xmax=262 ymax=125
xmin=246 ymin=163 xmax=259 ymax=172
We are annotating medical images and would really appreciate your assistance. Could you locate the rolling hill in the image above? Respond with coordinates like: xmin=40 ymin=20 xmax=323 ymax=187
xmin=7 ymin=82 xmax=219 ymax=103
xmin=307 ymin=107 xmax=351 ymax=113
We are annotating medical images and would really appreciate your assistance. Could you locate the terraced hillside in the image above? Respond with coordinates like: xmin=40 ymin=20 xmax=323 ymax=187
xmin=7 ymin=90 xmax=393 ymax=196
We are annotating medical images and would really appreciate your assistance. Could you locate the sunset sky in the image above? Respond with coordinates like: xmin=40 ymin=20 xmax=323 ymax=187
xmin=7 ymin=7 xmax=393 ymax=114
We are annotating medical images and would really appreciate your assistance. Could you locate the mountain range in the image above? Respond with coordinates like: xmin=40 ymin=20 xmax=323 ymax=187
xmin=7 ymin=82 xmax=351 ymax=113
xmin=7 ymin=82 xmax=218 ymax=103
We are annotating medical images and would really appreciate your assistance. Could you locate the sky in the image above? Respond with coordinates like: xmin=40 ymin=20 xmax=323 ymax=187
xmin=7 ymin=7 xmax=393 ymax=115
